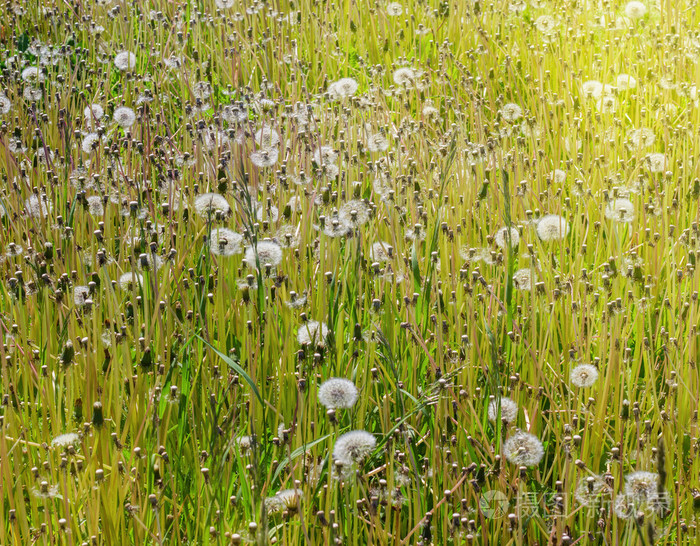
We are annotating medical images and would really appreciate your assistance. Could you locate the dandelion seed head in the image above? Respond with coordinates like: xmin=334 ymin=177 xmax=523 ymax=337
xmin=5 ymin=242 xmax=23 ymax=257
xmin=536 ymin=214 xmax=569 ymax=241
xmin=244 ymin=240 xmax=283 ymax=267
xmin=73 ymin=285 xmax=91 ymax=306
xmin=209 ymin=228 xmax=243 ymax=256
xmin=21 ymin=66 xmax=43 ymax=83
xmin=193 ymin=81 xmax=213 ymax=100
xmin=551 ymin=169 xmax=567 ymax=184
xmin=503 ymin=431 xmax=545 ymax=467
xmin=23 ymin=86 xmax=42 ymax=101
xmin=570 ymin=364 xmax=599 ymax=388
xmin=285 ymin=291 xmax=307 ymax=309
xmin=25 ymin=195 xmax=52 ymax=218
xmin=613 ymin=494 xmax=636 ymax=519
xmin=597 ymin=95 xmax=617 ymax=113
xmin=647 ymin=152 xmax=666 ymax=173
xmin=512 ymin=268 xmax=535 ymax=290
xmin=405 ymin=224 xmax=426 ymax=242
xmin=487 ymin=397 xmax=519 ymax=423
xmin=370 ymin=241 xmax=393 ymax=262
xmin=393 ymin=67 xmax=417 ymax=87
xmin=31 ymin=483 xmax=62 ymax=500
xmin=338 ymin=200 xmax=370 ymax=228
xmin=386 ymin=2 xmax=403 ymax=16
xmin=81 ymin=132 xmax=101 ymax=154
xmin=114 ymin=51 xmax=136 ymax=71
xmin=333 ymin=430 xmax=376 ymax=465
xmin=265 ymin=489 xmax=300 ymax=514
xmin=137 ymin=253 xmax=163 ymax=272
xmin=500 ymin=103 xmax=522 ymax=122
xmin=254 ymin=126 xmax=280 ymax=148
xmin=313 ymin=145 xmax=338 ymax=165
xmin=617 ymin=74 xmax=637 ymax=90
xmin=118 ymin=271 xmax=143 ymax=290
xmin=629 ymin=128 xmax=655 ymax=148
xmin=494 ymin=226 xmax=520 ymax=249
xmin=194 ymin=193 xmax=231 ymax=219
xmin=113 ymin=106 xmax=136 ymax=128
xmin=534 ymin=15 xmax=558 ymax=34
xmin=250 ymin=147 xmax=279 ymax=168
xmin=574 ymin=475 xmax=612 ymax=506
xmin=582 ymin=80 xmax=604 ymax=99
xmin=321 ymin=218 xmax=352 ymax=238
xmin=625 ymin=1 xmax=647 ymax=19
xmin=275 ymin=225 xmax=300 ymax=248
xmin=508 ymin=0 xmax=527 ymax=13
xmin=329 ymin=77 xmax=359 ymax=99
xmin=624 ymin=471 xmax=659 ymax=504
xmin=318 ymin=378 xmax=359 ymax=409
xmin=605 ymin=198 xmax=636 ymax=223
xmin=297 ymin=320 xmax=329 ymax=347
xmin=367 ymin=133 xmax=389 ymax=152
xmin=236 ymin=435 xmax=253 ymax=455
xmin=86 ymin=195 xmax=104 ymax=216
xmin=0 ymin=94 xmax=12 ymax=115
xmin=51 ymin=432 xmax=80 ymax=448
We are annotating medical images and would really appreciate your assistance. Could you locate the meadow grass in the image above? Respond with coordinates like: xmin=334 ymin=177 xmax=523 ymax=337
xmin=0 ymin=0 xmax=699 ymax=544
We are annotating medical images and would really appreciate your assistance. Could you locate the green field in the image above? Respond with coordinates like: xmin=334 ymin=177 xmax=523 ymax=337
xmin=0 ymin=0 xmax=698 ymax=544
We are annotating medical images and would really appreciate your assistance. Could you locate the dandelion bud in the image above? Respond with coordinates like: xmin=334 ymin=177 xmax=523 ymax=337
xmin=61 ymin=341 xmax=74 ymax=366
xmin=620 ymin=399 xmax=630 ymax=420
xmin=92 ymin=401 xmax=104 ymax=427
xmin=508 ymin=513 xmax=517 ymax=530
xmin=693 ymin=492 xmax=700 ymax=509
xmin=248 ymin=522 xmax=257 ymax=536
xmin=140 ymin=348 xmax=152 ymax=369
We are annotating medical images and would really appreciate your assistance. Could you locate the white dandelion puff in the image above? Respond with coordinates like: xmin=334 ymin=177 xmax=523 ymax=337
xmin=209 ymin=228 xmax=243 ymax=256
xmin=333 ymin=430 xmax=376 ymax=465
xmin=370 ymin=241 xmax=393 ymax=262
xmin=500 ymin=103 xmax=523 ymax=122
xmin=73 ymin=286 xmax=91 ymax=306
xmin=328 ymin=77 xmax=359 ymax=99
xmin=512 ymin=268 xmax=535 ymax=290
xmin=570 ymin=364 xmax=599 ymax=388
xmin=297 ymin=320 xmax=329 ymax=347
xmin=113 ymin=106 xmax=136 ymax=128
xmin=536 ymin=214 xmax=569 ymax=241
xmin=114 ymin=51 xmax=136 ymax=71
xmin=503 ymin=431 xmax=545 ymax=467
xmin=494 ymin=226 xmax=520 ymax=249
xmin=487 ymin=397 xmax=518 ymax=423
xmin=605 ymin=198 xmax=635 ymax=223
xmin=318 ymin=378 xmax=359 ymax=409
xmin=51 ymin=432 xmax=80 ymax=447
xmin=367 ymin=133 xmax=390 ymax=152
xmin=625 ymin=1 xmax=647 ymax=19
xmin=118 ymin=271 xmax=143 ymax=290
xmin=194 ymin=193 xmax=231 ymax=219
xmin=25 ymin=195 xmax=52 ymax=218
xmin=244 ymin=240 xmax=283 ymax=267
xmin=647 ymin=153 xmax=666 ymax=173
